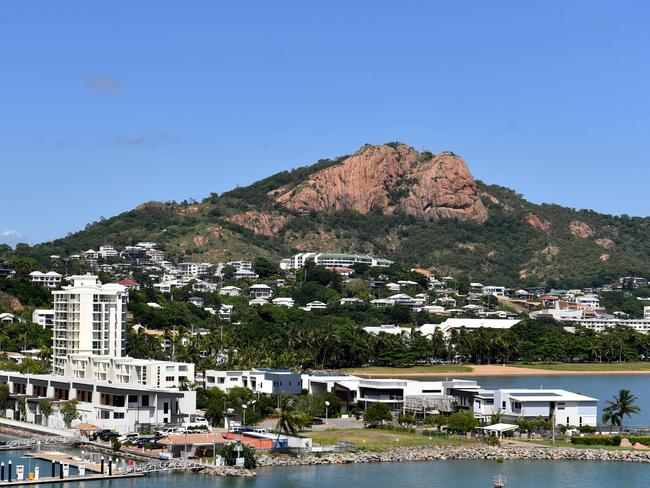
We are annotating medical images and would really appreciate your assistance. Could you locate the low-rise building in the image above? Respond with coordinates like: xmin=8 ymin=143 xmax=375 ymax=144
xmin=204 ymin=368 xmax=301 ymax=395
xmin=219 ymin=286 xmax=243 ymax=297
xmin=0 ymin=371 xmax=196 ymax=434
xmin=61 ymin=355 xmax=195 ymax=389
xmin=249 ymin=284 xmax=273 ymax=299
xmin=32 ymin=309 xmax=55 ymax=328
xmin=29 ymin=271 xmax=62 ymax=288
xmin=363 ymin=324 xmax=411 ymax=337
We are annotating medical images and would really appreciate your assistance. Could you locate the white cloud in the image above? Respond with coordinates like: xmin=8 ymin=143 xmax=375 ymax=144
xmin=0 ymin=230 xmax=23 ymax=247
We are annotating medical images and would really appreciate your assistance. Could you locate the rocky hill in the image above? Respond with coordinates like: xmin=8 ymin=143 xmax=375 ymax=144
xmin=17 ymin=142 xmax=650 ymax=287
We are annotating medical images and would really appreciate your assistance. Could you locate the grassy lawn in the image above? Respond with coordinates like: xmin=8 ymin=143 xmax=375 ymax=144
xmin=511 ymin=362 xmax=650 ymax=372
xmin=309 ymin=428 xmax=466 ymax=450
xmin=342 ymin=365 xmax=473 ymax=376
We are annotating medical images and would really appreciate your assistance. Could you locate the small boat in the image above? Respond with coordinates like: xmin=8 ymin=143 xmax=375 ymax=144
xmin=493 ymin=474 xmax=507 ymax=487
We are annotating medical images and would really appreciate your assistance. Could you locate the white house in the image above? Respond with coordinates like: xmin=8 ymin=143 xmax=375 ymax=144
xmin=219 ymin=304 xmax=234 ymax=322
xmin=32 ymin=309 xmax=55 ymax=328
xmin=29 ymin=271 xmax=62 ymax=288
xmin=219 ymin=286 xmax=243 ymax=297
xmin=363 ymin=324 xmax=411 ymax=337
xmin=482 ymin=286 xmax=506 ymax=297
xmin=304 ymin=300 xmax=327 ymax=311
xmin=462 ymin=388 xmax=598 ymax=427
xmin=272 ymin=297 xmax=295 ymax=308
xmin=249 ymin=284 xmax=273 ymax=299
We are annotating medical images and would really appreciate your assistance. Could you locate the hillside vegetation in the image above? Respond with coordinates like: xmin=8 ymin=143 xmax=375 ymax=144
xmin=6 ymin=143 xmax=650 ymax=287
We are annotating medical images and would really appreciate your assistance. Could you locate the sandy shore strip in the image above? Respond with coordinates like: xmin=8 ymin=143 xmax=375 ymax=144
xmin=351 ymin=364 xmax=650 ymax=378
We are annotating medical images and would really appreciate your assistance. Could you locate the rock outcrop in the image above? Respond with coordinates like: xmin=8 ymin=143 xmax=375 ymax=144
xmin=570 ymin=221 xmax=595 ymax=238
xmin=275 ymin=144 xmax=487 ymax=223
xmin=226 ymin=211 xmax=291 ymax=237
xmin=527 ymin=214 xmax=551 ymax=233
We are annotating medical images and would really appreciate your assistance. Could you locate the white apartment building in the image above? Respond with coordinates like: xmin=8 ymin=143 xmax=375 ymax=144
xmin=363 ymin=324 xmax=412 ymax=337
xmin=32 ymin=309 xmax=55 ymax=328
xmin=0 ymin=371 xmax=196 ymax=433
xmin=29 ymin=271 xmax=62 ymax=288
xmin=286 ymin=252 xmax=393 ymax=270
xmin=62 ymin=354 xmax=194 ymax=389
xmin=417 ymin=318 xmax=521 ymax=337
xmin=178 ymin=262 xmax=212 ymax=279
xmin=99 ymin=245 xmax=118 ymax=259
xmin=52 ymin=275 xmax=128 ymax=376
xmin=573 ymin=317 xmax=650 ymax=334
xmin=205 ymin=368 xmax=302 ymax=395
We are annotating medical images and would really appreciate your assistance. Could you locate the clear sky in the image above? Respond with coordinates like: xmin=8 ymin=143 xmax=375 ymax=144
xmin=2 ymin=1 xmax=649 ymax=246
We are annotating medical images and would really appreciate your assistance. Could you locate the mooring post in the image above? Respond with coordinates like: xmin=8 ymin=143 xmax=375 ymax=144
xmin=1 ymin=461 xmax=5 ymax=481
xmin=59 ymin=462 xmax=63 ymax=479
xmin=101 ymin=456 xmax=105 ymax=474
xmin=8 ymin=460 xmax=12 ymax=482
xmin=51 ymin=460 xmax=55 ymax=478
xmin=108 ymin=459 xmax=112 ymax=476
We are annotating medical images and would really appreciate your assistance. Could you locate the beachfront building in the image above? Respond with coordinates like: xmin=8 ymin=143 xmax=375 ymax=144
xmin=0 ymin=371 xmax=196 ymax=433
xmin=450 ymin=387 xmax=598 ymax=427
xmin=52 ymin=275 xmax=128 ymax=376
xmin=363 ymin=324 xmax=412 ymax=337
xmin=204 ymin=368 xmax=302 ymax=395
xmin=301 ymin=373 xmax=473 ymax=415
xmin=60 ymin=355 xmax=194 ymax=389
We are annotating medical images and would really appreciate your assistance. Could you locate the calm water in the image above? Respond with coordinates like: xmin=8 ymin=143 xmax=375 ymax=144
xmin=23 ymin=461 xmax=646 ymax=488
xmin=410 ymin=374 xmax=650 ymax=426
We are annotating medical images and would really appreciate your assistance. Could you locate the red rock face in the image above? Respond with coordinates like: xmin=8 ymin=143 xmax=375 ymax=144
xmin=527 ymin=214 xmax=552 ymax=233
xmin=275 ymin=144 xmax=487 ymax=223
xmin=226 ymin=211 xmax=291 ymax=237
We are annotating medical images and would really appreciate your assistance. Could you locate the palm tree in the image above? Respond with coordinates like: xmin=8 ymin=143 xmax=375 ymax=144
xmin=273 ymin=396 xmax=308 ymax=451
xmin=604 ymin=389 xmax=640 ymax=429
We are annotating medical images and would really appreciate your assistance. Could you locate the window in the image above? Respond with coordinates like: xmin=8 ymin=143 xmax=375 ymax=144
xmin=141 ymin=395 xmax=150 ymax=407
xmin=165 ymin=366 xmax=175 ymax=372
xmin=165 ymin=376 xmax=175 ymax=382
xmin=163 ymin=402 xmax=169 ymax=414
xmin=128 ymin=395 xmax=138 ymax=404
xmin=114 ymin=412 xmax=124 ymax=419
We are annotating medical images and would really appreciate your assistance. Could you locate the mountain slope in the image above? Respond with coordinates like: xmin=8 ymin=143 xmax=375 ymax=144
xmin=21 ymin=143 xmax=650 ymax=287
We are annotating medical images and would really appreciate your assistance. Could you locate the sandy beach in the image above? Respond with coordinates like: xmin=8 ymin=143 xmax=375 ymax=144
xmin=352 ymin=364 xmax=650 ymax=378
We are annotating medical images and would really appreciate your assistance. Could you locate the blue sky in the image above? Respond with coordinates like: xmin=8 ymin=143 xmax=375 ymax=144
xmin=2 ymin=1 xmax=650 ymax=246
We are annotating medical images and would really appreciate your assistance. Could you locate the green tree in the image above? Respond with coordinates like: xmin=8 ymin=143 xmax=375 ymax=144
xmin=60 ymin=400 xmax=79 ymax=428
xmin=273 ymin=396 xmax=309 ymax=450
xmin=39 ymin=399 xmax=53 ymax=426
xmin=604 ymin=389 xmax=641 ymax=426
xmin=0 ymin=384 xmax=9 ymax=416
xmin=446 ymin=411 xmax=479 ymax=434
xmin=219 ymin=442 xmax=256 ymax=469
xmin=253 ymin=257 xmax=279 ymax=278
xmin=363 ymin=403 xmax=393 ymax=427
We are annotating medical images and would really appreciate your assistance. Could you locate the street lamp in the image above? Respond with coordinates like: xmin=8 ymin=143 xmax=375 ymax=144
xmin=242 ymin=404 xmax=248 ymax=426
xmin=251 ymin=400 xmax=256 ymax=412
xmin=325 ymin=401 xmax=330 ymax=425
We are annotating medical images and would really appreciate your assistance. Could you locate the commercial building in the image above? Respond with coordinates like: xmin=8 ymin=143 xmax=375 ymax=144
xmin=52 ymin=275 xmax=128 ymax=376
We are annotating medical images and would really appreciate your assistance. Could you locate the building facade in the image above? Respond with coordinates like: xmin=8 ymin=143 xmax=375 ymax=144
xmin=52 ymin=275 xmax=128 ymax=376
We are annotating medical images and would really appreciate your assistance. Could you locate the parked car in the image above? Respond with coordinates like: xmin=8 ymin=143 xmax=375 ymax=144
xmin=118 ymin=433 xmax=139 ymax=443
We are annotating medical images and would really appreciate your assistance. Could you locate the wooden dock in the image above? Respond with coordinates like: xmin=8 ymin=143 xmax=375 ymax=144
xmin=24 ymin=451 xmax=103 ymax=473
xmin=0 ymin=472 xmax=144 ymax=486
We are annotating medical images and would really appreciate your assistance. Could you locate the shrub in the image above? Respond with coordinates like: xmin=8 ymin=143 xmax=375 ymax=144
xmin=111 ymin=439 xmax=122 ymax=451
xmin=571 ymin=435 xmax=621 ymax=446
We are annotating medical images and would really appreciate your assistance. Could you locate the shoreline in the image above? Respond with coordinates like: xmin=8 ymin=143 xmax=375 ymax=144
xmin=256 ymin=444 xmax=650 ymax=469
xmin=347 ymin=364 xmax=650 ymax=378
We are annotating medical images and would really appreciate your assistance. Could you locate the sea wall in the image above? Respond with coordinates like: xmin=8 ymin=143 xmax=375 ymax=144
xmin=257 ymin=445 xmax=650 ymax=466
